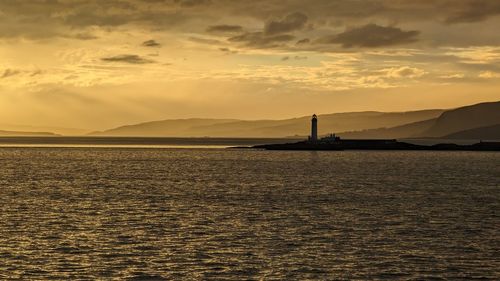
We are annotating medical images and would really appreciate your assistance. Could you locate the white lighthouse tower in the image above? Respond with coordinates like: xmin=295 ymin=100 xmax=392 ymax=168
xmin=310 ymin=114 xmax=318 ymax=142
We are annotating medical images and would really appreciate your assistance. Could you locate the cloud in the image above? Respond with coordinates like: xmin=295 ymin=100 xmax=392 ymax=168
xmin=296 ymin=38 xmax=310 ymax=45
xmin=101 ymin=54 xmax=155 ymax=64
xmin=207 ymin=24 xmax=243 ymax=33
xmin=318 ymin=24 xmax=419 ymax=48
xmin=1 ymin=69 xmax=20 ymax=78
xmin=176 ymin=0 xmax=211 ymax=7
xmin=30 ymin=69 xmax=43 ymax=76
xmin=142 ymin=39 xmax=161 ymax=47
xmin=70 ymin=33 xmax=99 ymax=40
xmin=229 ymin=32 xmax=295 ymax=48
xmin=0 ymin=0 xmax=498 ymax=47
xmin=384 ymin=66 xmax=427 ymax=78
xmin=445 ymin=1 xmax=500 ymax=24
xmin=219 ymin=47 xmax=237 ymax=54
xmin=188 ymin=36 xmax=222 ymax=45
xmin=478 ymin=71 xmax=500 ymax=78
xmin=281 ymin=55 xmax=307 ymax=61
xmin=440 ymin=73 xmax=465 ymax=79
xmin=264 ymin=12 xmax=308 ymax=35
xmin=63 ymin=12 xmax=131 ymax=28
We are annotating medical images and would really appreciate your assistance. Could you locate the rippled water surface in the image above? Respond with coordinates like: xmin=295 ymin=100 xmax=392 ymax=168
xmin=0 ymin=147 xmax=498 ymax=280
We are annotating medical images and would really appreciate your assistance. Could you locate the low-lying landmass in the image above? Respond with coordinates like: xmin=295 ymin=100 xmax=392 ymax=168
xmin=251 ymin=139 xmax=500 ymax=151
xmin=0 ymin=130 xmax=59 ymax=136
xmin=0 ymin=123 xmax=88 ymax=136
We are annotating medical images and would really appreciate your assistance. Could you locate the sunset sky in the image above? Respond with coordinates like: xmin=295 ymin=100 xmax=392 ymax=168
xmin=1 ymin=0 xmax=500 ymax=130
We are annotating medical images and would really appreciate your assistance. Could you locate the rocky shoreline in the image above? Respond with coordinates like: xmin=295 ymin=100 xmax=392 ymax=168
xmin=248 ymin=139 xmax=500 ymax=151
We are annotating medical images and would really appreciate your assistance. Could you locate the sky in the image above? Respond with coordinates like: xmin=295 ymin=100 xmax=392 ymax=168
xmin=1 ymin=0 xmax=500 ymax=130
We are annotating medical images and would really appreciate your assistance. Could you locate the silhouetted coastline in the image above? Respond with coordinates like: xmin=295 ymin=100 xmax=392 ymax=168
xmin=250 ymin=139 xmax=500 ymax=151
xmin=247 ymin=113 xmax=500 ymax=151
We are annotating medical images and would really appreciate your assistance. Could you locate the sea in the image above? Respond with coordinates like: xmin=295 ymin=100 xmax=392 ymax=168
xmin=0 ymin=137 xmax=498 ymax=280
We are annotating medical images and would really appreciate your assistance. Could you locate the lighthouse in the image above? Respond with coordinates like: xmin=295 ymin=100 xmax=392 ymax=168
xmin=310 ymin=114 xmax=318 ymax=142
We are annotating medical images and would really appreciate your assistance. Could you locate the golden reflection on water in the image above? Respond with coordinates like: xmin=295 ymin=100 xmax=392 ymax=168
xmin=0 ymin=148 xmax=498 ymax=280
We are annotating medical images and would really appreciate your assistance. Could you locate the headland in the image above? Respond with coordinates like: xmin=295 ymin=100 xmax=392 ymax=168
xmin=247 ymin=114 xmax=500 ymax=151
xmin=252 ymin=139 xmax=500 ymax=151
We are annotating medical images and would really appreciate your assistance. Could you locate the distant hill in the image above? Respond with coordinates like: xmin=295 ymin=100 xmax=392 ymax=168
xmin=0 ymin=130 xmax=58 ymax=136
xmin=89 ymin=118 xmax=239 ymax=137
xmin=337 ymin=118 xmax=437 ymax=139
xmin=442 ymin=124 xmax=500 ymax=140
xmin=0 ymin=123 xmax=88 ymax=136
xmin=6 ymin=101 xmax=496 ymax=139
xmin=90 ymin=110 xmax=444 ymax=137
xmin=336 ymin=101 xmax=500 ymax=140
xmin=420 ymin=101 xmax=500 ymax=137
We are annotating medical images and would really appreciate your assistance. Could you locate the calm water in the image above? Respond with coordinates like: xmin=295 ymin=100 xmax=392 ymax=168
xmin=0 ymin=147 xmax=498 ymax=280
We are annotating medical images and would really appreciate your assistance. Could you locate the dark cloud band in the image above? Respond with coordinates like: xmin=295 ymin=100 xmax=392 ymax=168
xmin=264 ymin=12 xmax=308 ymax=35
xmin=229 ymin=32 xmax=295 ymax=48
xmin=207 ymin=25 xmax=243 ymax=33
xmin=101 ymin=54 xmax=155 ymax=64
xmin=317 ymin=24 xmax=419 ymax=48
xmin=142 ymin=40 xmax=161 ymax=47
